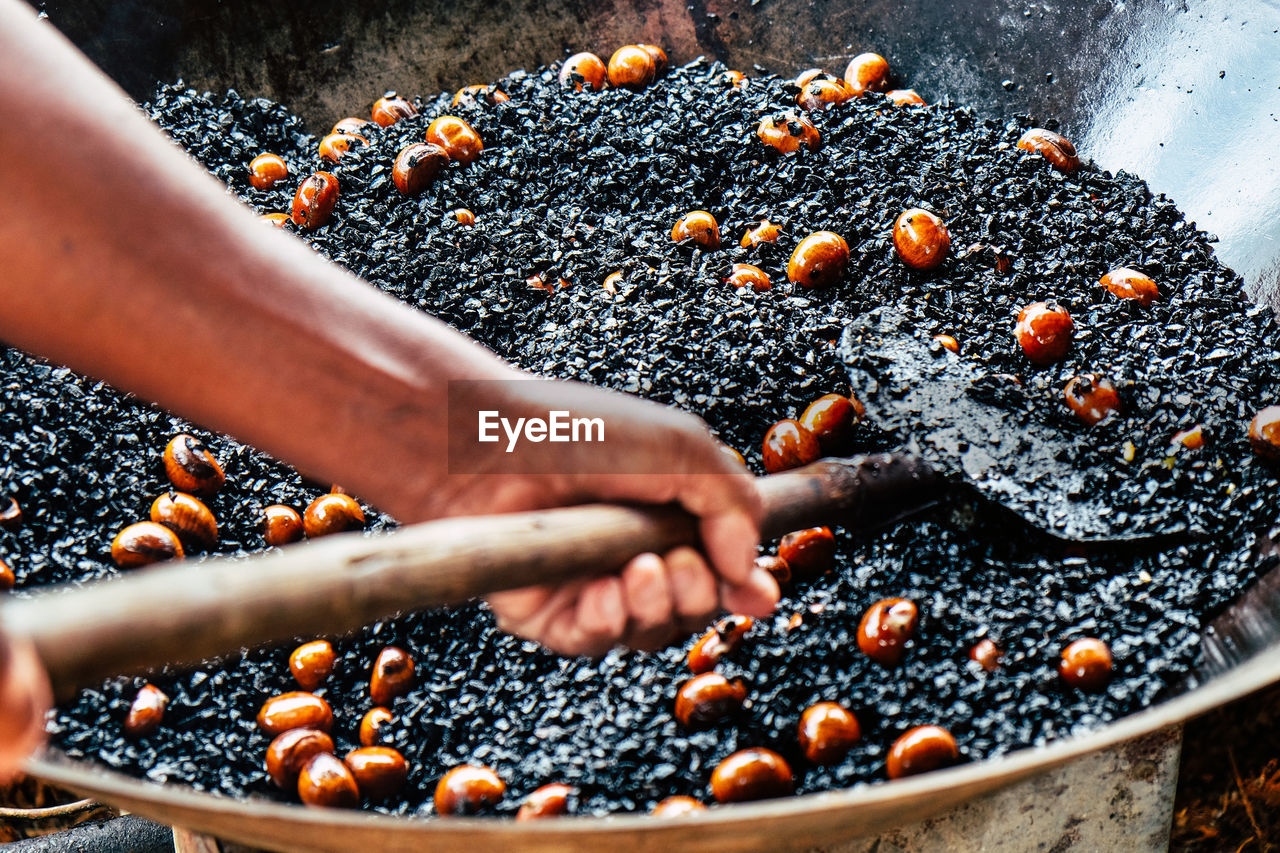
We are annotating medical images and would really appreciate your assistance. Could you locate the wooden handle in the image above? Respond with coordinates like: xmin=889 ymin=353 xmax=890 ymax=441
xmin=3 ymin=453 xmax=938 ymax=694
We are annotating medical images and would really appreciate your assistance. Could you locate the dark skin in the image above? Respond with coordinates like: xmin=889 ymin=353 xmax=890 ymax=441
xmin=0 ymin=0 xmax=778 ymax=777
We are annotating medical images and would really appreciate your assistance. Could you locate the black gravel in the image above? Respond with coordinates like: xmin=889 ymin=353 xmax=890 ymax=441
xmin=4 ymin=57 xmax=1276 ymax=817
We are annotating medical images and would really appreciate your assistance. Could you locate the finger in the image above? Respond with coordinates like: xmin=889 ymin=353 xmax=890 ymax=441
xmin=720 ymin=565 xmax=781 ymax=619
xmin=486 ymin=585 xmax=556 ymax=630
xmin=0 ymin=638 xmax=50 ymax=782
xmin=665 ymin=546 xmax=719 ymax=629
xmin=574 ymin=576 xmax=627 ymax=654
xmin=488 ymin=580 xmax=584 ymax=641
xmin=696 ymin=508 xmax=760 ymax=587
xmin=620 ymin=554 xmax=677 ymax=651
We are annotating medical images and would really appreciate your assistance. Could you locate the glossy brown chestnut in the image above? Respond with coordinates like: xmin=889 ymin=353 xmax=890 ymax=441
xmin=794 ymin=68 xmax=826 ymax=89
xmin=123 ymin=684 xmax=169 ymax=738
xmin=857 ymin=598 xmax=919 ymax=666
xmin=559 ymin=52 xmax=608 ymax=92
xmin=1064 ymin=374 xmax=1122 ymax=426
xmin=843 ymin=52 xmax=891 ymax=95
xmin=297 ymin=752 xmax=360 ymax=809
xmin=1014 ymin=301 xmax=1074 ymax=365
xmin=370 ymin=646 xmax=415 ymax=706
xmin=332 ymin=117 xmax=372 ymax=135
xmin=674 ymin=672 xmax=747 ymax=728
xmin=740 ymin=220 xmax=780 ymax=248
xmin=933 ymin=334 xmax=960 ymax=353
xmin=710 ymin=748 xmax=794 ymax=803
xmin=265 ymin=727 xmax=335 ymax=789
xmin=435 ymin=765 xmax=506 ymax=816
xmin=425 ymin=115 xmax=484 ymax=165
xmin=318 ymin=132 xmax=367 ymax=163
xmin=687 ymin=615 xmax=754 ymax=674
xmin=0 ymin=557 xmax=14 ymax=592
xmin=886 ymin=726 xmax=958 ymax=779
xmin=515 ymin=783 xmax=575 ymax=821
xmin=163 ymin=434 xmax=226 ymax=496
xmin=111 ymin=522 xmax=184 ymax=569
xmin=799 ymin=393 xmax=863 ymax=454
xmin=777 ymin=526 xmax=836 ymax=579
xmin=651 ymin=796 xmax=707 ymax=817
xmin=602 ymin=270 xmax=623 ymax=294
xmin=263 ymin=504 xmax=304 ymax=546
xmin=291 ymin=171 xmax=340 ymax=230
xmin=1172 ymin=424 xmax=1206 ymax=450
xmin=452 ymin=84 xmax=510 ymax=107
xmin=755 ymin=554 xmax=791 ymax=586
xmin=726 ymin=263 xmax=770 ymax=292
xmin=289 ymin=640 xmax=336 ymax=691
xmin=0 ymin=497 xmax=22 ymax=529
xmin=371 ymin=94 xmax=417 ymax=127
xmin=886 ymin=89 xmax=926 ymax=107
xmin=453 ymin=208 xmax=476 ymax=226
xmin=722 ymin=70 xmax=748 ymax=88
xmin=261 ymin=212 xmax=290 ymax=227
xmin=607 ymin=45 xmax=656 ymax=90
xmin=256 ymin=691 xmax=334 ymax=736
xmin=1016 ymin=128 xmax=1080 ymax=173
xmin=248 ymin=153 xmax=289 ymax=190
xmin=797 ymin=77 xmax=853 ymax=111
xmin=1059 ymin=638 xmax=1113 ymax=691
xmin=359 ymin=707 xmax=394 ymax=747
xmin=637 ymin=44 xmax=668 ymax=76
xmin=1248 ymin=406 xmax=1280 ymax=462
xmin=893 ymin=208 xmax=951 ymax=271
xmin=303 ymin=493 xmax=365 ymax=538
xmin=798 ymin=701 xmax=861 ymax=765
xmin=762 ymin=419 xmax=821 ymax=474
xmin=787 ymin=231 xmax=850 ymax=289
xmin=149 ymin=491 xmax=217 ymax=549
xmin=392 ymin=142 xmax=449 ymax=196
xmin=719 ymin=442 xmax=746 ymax=467
xmin=1101 ymin=267 xmax=1159 ymax=307
xmin=671 ymin=210 xmax=720 ymax=250
xmin=757 ymin=112 xmax=820 ymax=154
xmin=969 ymin=638 xmax=1002 ymax=671
xmin=344 ymin=746 xmax=409 ymax=800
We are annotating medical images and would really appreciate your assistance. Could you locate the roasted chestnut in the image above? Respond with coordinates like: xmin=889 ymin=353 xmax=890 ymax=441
xmin=857 ymin=598 xmax=918 ymax=666
xmin=969 ymin=638 xmax=1002 ymax=672
xmin=345 ymin=746 xmax=409 ymax=800
xmin=263 ymin=504 xmax=304 ymax=546
xmin=559 ymin=52 xmax=608 ymax=92
xmin=370 ymin=646 xmax=415 ymax=706
xmin=1059 ymin=637 xmax=1113 ymax=691
xmin=755 ymin=554 xmax=791 ymax=586
xmin=886 ymin=726 xmax=958 ymax=779
xmin=298 ymin=752 xmax=360 ymax=809
xmin=371 ymin=94 xmax=417 ymax=127
xmin=332 ymin=117 xmax=372 ymax=135
xmin=1248 ymin=406 xmax=1280 ymax=462
xmin=787 ymin=231 xmax=849 ymax=289
xmin=777 ymin=527 xmax=836 ymax=579
xmin=0 ymin=557 xmax=14 ymax=592
xmin=797 ymin=77 xmax=853 ymax=111
xmin=719 ymin=442 xmax=746 ymax=467
xmin=710 ymin=748 xmax=794 ymax=803
xmin=933 ymin=334 xmax=960 ymax=354
xmin=757 ymin=112 xmax=820 ymax=154
xmin=674 ymin=672 xmax=747 ymax=728
xmin=318 ymin=132 xmax=367 ymax=163
xmin=893 ymin=208 xmax=950 ymax=271
xmin=607 ymin=45 xmax=656 ymax=90
xmin=359 ymin=707 xmax=394 ymax=747
xmin=291 ymin=171 xmax=340 ymax=230
xmin=163 ymin=434 xmax=225 ymax=496
xmin=671 ymin=210 xmax=720 ymax=250
xmin=799 ymin=393 xmax=863 ymax=454
xmin=265 ymin=727 xmax=335 ymax=789
xmin=256 ymin=691 xmax=334 ymax=736
xmin=515 ymin=783 xmax=575 ymax=821
xmin=637 ymin=44 xmax=668 ymax=76
xmin=0 ymin=497 xmax=19 ymax=529
xmin=1016 ymin=128 xmax=1080 ymax=173
xmin=111 ymin=521 xmax=184 ymax=569
xmin=740 ymin=220 xmax=780 ymax=248
xmin=762 ymin=419 xmax=821 ymax=473
xmin=452 ymin=84 xmax=510 ymax=107
xmin=726 ymin=263 xmax=770 ymax=292
xmin=651 ymin=795 xmax=707 ymax=817
xmin=797 ymin=701 xmax=861 ymax=765
xmin=123 ymin=684 xmax=169 ymax=738
xmin=885 ymin=89 xmax=926 ymax=107
xmin=289 ymin=640 xmax=336 ymax=691
xmin=843 ymin=52 xmax=891 ymax=95
xmin=392 ymin=142 xmax=449 ymax=196
xmin=435 ymin=765 xmax=506 ymax=816
xmin=602 ymin=270 xmax=623 ymax=294
xmin=453 ymin=208 xmax=476 ymax=226
xmin=721 ymin=70 xmax=748 ymax=88
xmin=248 ymin=153 xmax=289 ymax=190
xmin=794 ymin=68 xmax=826 ymax=89
xmin=303 ymin=493 xmax=365 ymax=538
xmin=687 ymin=615 xmax=754 ymax=674
xmin=261 ymin=212 xmax=290 ymax=227
xmin=149 ymin=491 xmax=217 ymax=549
xmin=1101 ymin=267 xmax=1159 ymax=307
xmin=1014 ymin=301 xmax=1074 ymax=365
xmin=425 ymin=116 xmax=484 ymax=165
xmin=1064 ymin=374 xmax=1122 ymax=426
xmin=1172 ymin=424 xmax=1206 ymax=450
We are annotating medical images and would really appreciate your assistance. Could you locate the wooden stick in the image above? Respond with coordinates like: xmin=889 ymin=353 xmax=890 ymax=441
xmin=3 ymin=454 xmax=937 ymax=694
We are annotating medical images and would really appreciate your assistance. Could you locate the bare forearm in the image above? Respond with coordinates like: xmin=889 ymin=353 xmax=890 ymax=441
xmin=0 ymin=0 xmax=511 ymax=512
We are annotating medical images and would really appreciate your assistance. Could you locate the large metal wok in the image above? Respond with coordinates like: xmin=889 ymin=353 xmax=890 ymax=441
xmin=22 ymin=0 xmax=1280 ymax=849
